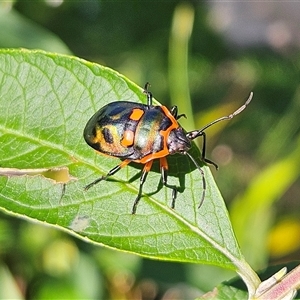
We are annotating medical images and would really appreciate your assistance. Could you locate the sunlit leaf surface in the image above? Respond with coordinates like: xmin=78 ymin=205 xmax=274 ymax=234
xmin=0 ymin=49 xmax=244 ymax=270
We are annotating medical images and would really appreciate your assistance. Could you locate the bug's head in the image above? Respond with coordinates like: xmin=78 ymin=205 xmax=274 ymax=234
xmin=167 ymin=128 xmax=191 ymax=155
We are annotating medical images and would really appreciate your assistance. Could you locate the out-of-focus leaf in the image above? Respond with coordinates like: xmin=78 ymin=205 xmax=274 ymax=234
xmin=0 ymin=7 xmax=71 ymax=54
xmin=231 ymin=137 xmax=300 ymax=268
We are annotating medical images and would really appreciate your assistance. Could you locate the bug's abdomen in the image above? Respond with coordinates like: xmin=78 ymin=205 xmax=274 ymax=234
xmin=84 ymin=102 xmax=142 ymax=158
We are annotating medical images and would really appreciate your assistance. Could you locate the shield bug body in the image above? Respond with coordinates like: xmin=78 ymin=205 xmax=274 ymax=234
xmin=84 ymin=83 xmax=252 ymax=214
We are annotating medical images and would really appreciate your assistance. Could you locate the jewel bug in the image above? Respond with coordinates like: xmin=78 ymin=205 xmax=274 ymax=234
xmin=83 ymin=83 xmax=253 ymax=214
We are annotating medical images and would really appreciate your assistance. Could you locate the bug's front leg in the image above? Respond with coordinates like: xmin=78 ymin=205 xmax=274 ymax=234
xmin=186 ymin=130 xmax=218 ymax=170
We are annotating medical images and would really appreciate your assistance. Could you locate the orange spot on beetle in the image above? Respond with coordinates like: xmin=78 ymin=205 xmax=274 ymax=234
xmin=129 ymin=108 xmax=144 ymax=121
xmin=121 ymin=130 xmax=135 ymax=147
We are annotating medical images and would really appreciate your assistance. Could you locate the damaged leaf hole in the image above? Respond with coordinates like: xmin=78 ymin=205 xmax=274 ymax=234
xmin=0 ymin=166 xmax=74 ymax=201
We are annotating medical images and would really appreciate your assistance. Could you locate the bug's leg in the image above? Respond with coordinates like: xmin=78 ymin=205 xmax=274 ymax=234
xmin=185 ymin=152 xmax=206 ymax=208
xmin=176 ymin=113 xmax=187 ymax=120
xmin=196 ymin=130 xmax=219 ymax=170
xmin=132 ymin=160 xmax=154 ymax=214
xmin=143 ymin=82 xmax=153 ymax=107
xmin=84 ymin=159 xmax=131 ymax=191
xmin=186 ymin=129 xmax=218 ymax=169
xmin=170 ymin=105 xmax=186 ymax=120
xmin=160 ymin=157 xmax=178 ymax=209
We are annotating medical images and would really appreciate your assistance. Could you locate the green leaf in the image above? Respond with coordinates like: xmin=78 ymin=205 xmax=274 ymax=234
xmin=0 ymin=49 xmax=259 ymax=294
xmin=0 ymin=6 xmax=71 ymax=54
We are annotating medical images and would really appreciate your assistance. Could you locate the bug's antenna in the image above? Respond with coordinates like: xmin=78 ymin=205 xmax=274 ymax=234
xmin=185 ymin=92 xmax=253 ymax=170
xmin=194 ymin=92 xmax=253 ymax=134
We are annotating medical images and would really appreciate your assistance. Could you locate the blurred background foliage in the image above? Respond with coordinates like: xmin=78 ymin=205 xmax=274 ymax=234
xmin=1 ymin=1 xmax=300 ymax=299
